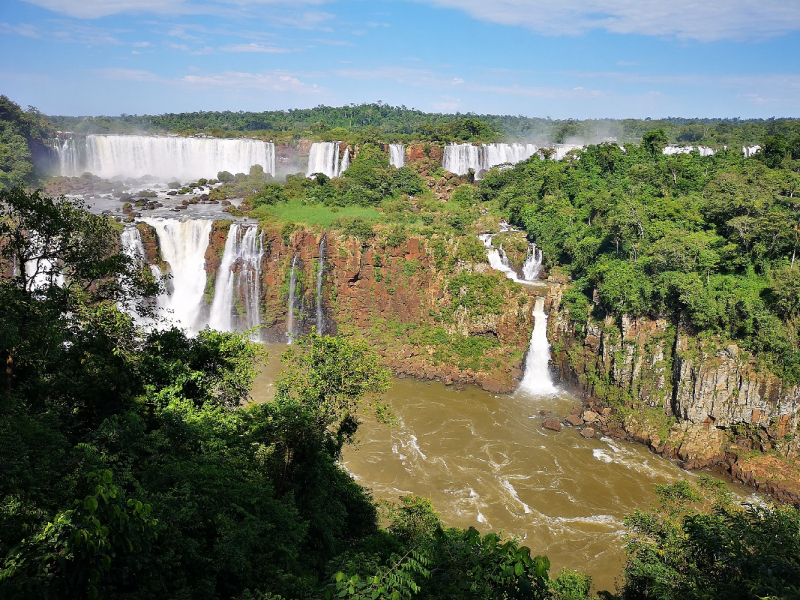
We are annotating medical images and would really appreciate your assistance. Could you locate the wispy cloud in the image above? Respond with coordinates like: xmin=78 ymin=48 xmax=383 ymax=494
xmin=220 ymin=43 xmax=294 ymax=53
xmin=0 ymin=22 xmax=41 ymax=38
xmin=22 ymin=0 xmax=332 ymax=20
xmin=417 ymin=0 xmax=800 ymax=41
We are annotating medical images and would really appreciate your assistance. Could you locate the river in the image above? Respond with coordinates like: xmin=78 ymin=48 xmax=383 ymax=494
xmin=250 ymin=346 xmax=757 ymax=593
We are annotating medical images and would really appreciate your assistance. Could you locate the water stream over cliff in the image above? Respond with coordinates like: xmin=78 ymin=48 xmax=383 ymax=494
xmin=287 ymin=254 xmax=299 ymax=343
xmin=389 ymin=144 xmax=405 ymax=168
xmin=306 ymin=142 xmax=349 ymax=179
xmin=316 ymin=237 xmax=326 ymax=335
xmin=49 ymin=134 xmax=276 ymax=181
xmin=208 ymin=223 xmax=264 ymax=338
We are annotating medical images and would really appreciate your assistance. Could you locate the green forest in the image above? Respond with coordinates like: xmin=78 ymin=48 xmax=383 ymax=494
xmin=2 ymin=95 xmax=800 ymax=598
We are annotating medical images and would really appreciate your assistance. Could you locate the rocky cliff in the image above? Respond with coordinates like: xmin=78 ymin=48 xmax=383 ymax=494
xmin=547 ymin=282 xmax=800 ymax=501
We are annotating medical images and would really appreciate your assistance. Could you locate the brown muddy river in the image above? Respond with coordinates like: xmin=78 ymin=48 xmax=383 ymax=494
xmin=251 ymin=345 xmax=755 ymax=593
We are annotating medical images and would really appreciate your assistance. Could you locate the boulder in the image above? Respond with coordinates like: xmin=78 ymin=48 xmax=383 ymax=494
xmin=583 ymin=410 xmax=600 ymax=423
xmin=580 ymin=427 xmax=596 ymax=439
xmin=566 ymin=414 xmax=584 ymax=427
xmin=543 ymin=418 xmax=562 ymax=432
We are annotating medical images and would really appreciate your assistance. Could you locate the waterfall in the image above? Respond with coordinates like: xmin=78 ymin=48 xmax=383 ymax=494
xmin=478 ymin=230 xmax=542 ymax=284
xmin=518 ymin=297 xmax=556 ymax=395
xmin=743 ymin=145 xmax=761 ymax=158
xmin=339 ymin=148 xmax=351 ymax=176
xmin=663 ymin=145 xmax=715 ymax=156
xmin=143 ymin=218 xmax=212 ymax=333
xmin=522 ymin=244 xmax=543 ymax=280
xmin=74 ymin=134 xmax=276 ymax=180
xmin=286 ymin=254 xmax=298 ymax=343
xmin=443 ymin=143 xmax=539 ymax=179
xmin=120 ymin=227 xmax=146 ymax=262
xmin=48 ymin=136 xmax=82 ymax=177
xmin=208 ymin=223 xmax=263 ymax=337
xmin=306 ymin=142 xmax=342 ymax=179
xmin=316 ymin=237 xmax=326 ymax=335
xmin=389 ymin=144 xmax=406 ymax=168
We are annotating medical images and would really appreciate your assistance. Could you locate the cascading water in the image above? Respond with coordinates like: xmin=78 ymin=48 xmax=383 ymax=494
xmin=120 ymin=227 xmax=146 ymax=262
xmin=339 ymin=148 xmax=351 ymax=176
xmin=286 ymin=255 xmax=299 ymax=343
xmin=478 ymin=226 xmax=542 ymax=284
xmin=389 ymin=144 xmax=406 ymax=168
xmin=518 ymin=297 xmax=557 ymax=395
xmin=662 ymin=145 xmax=715 ymax=156
xmin=522 ymin=244 xmax=543 ymax=280
xmin=306 ymin=142 xmax=342 ymax=179
xmin=72 ymin=134 xmax=276 ymax=180
xmin=208 ymin=223 xmax=264 ymax=337
xmin=743 ymin=145 xmax=761 ymax=158
xmin=316 ymin=237 xmax=326 ymax=335
xmin=48 ymin=136 xmax=82 ymax=177
xmin=442 ymin=143 xmax=554 ymax=179
xmin=143 ymin=217 xmax=212 ymax=333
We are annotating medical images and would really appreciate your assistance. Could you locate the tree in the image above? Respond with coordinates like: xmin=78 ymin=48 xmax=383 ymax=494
xmin=641 ymin=129 xmax=669 ymax=157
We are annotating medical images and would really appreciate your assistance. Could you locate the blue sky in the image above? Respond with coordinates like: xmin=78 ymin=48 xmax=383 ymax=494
xmin=2 ymin=0 xmax=799 ymax=118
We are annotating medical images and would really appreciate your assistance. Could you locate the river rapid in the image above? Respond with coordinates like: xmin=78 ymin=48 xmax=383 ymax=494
xmin=251 ymin=347 xmax=758 ymax=593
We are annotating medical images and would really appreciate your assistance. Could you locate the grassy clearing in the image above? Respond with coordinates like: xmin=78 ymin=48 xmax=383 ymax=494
xmin=252 ymin=200 xmax=381 ymax=227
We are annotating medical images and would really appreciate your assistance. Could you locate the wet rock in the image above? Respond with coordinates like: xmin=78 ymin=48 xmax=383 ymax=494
xmin=565 ymin=414 xmax=584 ymax=427
xmin=583 ymin=410 xmax=600 ymax=424
xmin=570 ymin=406 xmax=582 ymax=415
xmin=580 ymin=427 xmax=596 ymax=439
xmin=543 ymin=418 xmax=562 ymax=432
xmin=481 ymin=378 xmax=503 ymax=394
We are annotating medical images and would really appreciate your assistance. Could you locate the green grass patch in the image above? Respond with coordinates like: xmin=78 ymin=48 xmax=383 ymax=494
xmin=252 ymin=200 xmax=381 ymax=227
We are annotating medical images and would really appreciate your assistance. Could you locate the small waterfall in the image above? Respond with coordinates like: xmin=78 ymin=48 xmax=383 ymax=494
xmin=48 ymin=136 xmax=82 ymax=176
xmin=316 ymin=237 xmax=326 ymax=335
xmin=478 ymin=229 xmax=542 ymax=284
xmin=663 ymin=145 xmax=715 ymax=156
xmin=306 ymin=142 xmax=342 ymax=179
xmin=338 ymin=148 xmax=351 ymax=176
xmin=143 ymin=217 xmax=212 ymax=333
xmin=518 ymin=297 xmax=557 ymax=395
xmin=208 ymin=223 xmax=263 ymax=337
xmin=286 ymin=254 xmax=298 ymax=343
xmin=120 ymin=227 xmax=146 ymax=262
xmin=443 ymin=143 xmax=541 ymax=179
xmin=389 ymin=144 xmax=406 ymax=168
xmin=743 ymin=145 xmax=761 ymax=158
xmin=79 ymin=134 xmax=275 ymax=180
xmin=522 ymin=244 xmax=543 ymax=280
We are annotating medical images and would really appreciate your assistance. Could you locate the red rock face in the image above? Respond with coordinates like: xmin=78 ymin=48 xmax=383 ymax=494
xmin=254 ymin=226 xmax=534 ymax=392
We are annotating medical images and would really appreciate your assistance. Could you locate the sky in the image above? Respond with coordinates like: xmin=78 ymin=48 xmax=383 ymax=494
xmin=1 ymin=0 xmax=799 ymax=119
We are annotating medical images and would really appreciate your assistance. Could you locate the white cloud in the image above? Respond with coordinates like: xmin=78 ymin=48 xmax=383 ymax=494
xmin=22 ymin=0 xmax=330 ymax=20
xmin=417 ymin=0 xmax=800 ymax=41
xmin=331 ymin=67 xmax=466 ymax=88
xmin=180 ymin=70 xmax=322 ymax=94
xmin=0 ymin=22 xmax=41 ymax=38
xmin=134 ymin=41 xmax=151 ymax=47
xmin=220 ymin=43 xmax=293 ymax=53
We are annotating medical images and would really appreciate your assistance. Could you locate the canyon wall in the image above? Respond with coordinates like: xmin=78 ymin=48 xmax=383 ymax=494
xmin=546 ymin=282 xmax=800 ymax=501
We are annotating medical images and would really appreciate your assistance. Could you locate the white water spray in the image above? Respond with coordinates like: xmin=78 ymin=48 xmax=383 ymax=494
xmin=208 ymin=223 xmax=263 ymax=336
xmin=143 ymin=218 xmax=212 ymax=333
xmin=389 ymin=144 xmax=406 ymax=168
xmin=518 ymin=297 xmax=557 ymax=395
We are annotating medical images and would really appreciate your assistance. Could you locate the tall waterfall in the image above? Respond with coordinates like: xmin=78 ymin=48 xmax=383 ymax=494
xmin=518 ymin=297 xmax=557 ymax=395
xmin=286 ymin=255 xmax=299 ymax=343
xmin=48 ymin=137 xmax=82 ymax=177
xmin=120 ymin=227 xmax=146 ymax=262
xmin=316 ymin=237 xmax=326 ymax=335
xmin=208 ymin=223 xmax=263 ymax=337
xmin=389 ymin=144 xmax=406 ymax=168
xmin=52 ymin=135 xmax=276 ymax=180
xmin=307 ymin=142 xmax=349 ymax=179
xmin=143 ymin=218 xmax=212 ymax=333
xmin=522 ymin=244 xmax=543 ymax=280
